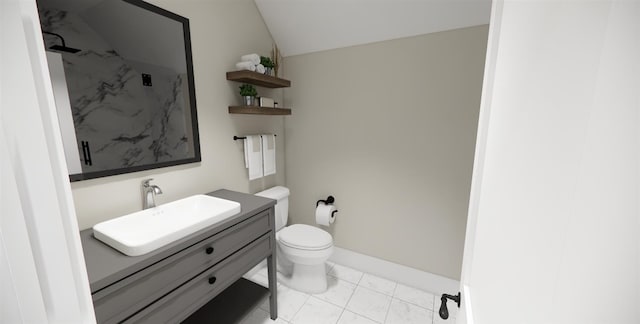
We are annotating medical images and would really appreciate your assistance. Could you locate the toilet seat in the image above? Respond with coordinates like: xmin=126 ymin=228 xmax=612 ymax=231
xmin=278 ymin=224 xmax=332 ymax=251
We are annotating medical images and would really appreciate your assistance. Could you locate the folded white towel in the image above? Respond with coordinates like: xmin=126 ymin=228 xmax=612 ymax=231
xmin=245 ymin=135 xmax=263 ymax=180
xmin=255 ymin=64 xmax=266 ymax=74
xmin=240 ymin=53 xmax=260 ymax=65
xmin=236 ymin=61 xmax=256 ymax=71
xmin=262 ymin=134 xmax=276 ymax=176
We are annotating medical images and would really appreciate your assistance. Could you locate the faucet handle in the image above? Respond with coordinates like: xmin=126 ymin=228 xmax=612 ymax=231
xmin=142 ymin=178 xmax=154 ymax=187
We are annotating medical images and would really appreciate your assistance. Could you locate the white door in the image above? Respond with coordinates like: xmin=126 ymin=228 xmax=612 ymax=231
xmin=1 ymin=0 xmax=96 ymax=322
xmin=455 ymin=0 xmax=640 ymax=323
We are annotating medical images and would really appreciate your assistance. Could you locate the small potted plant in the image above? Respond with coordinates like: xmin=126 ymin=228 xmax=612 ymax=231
xmin=260 ymin=56 xmax=275 ymax=76
xmin=239 ymin=84 xmax=257 ymax=106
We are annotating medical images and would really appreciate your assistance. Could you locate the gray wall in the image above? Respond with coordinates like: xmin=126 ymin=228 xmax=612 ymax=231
xmin=72 ymin=0 xmax=285 ymax=229
xmin=282 ymin=26 xmax=488 ymax=280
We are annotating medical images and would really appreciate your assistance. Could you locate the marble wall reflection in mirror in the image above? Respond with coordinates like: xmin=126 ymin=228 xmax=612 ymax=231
xmin=37 ymin=0 xmax=201 ymax=181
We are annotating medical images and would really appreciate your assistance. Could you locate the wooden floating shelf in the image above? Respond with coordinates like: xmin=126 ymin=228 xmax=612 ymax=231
xmin=228 ymin=106 xmax=291 ymax=115
xmin=226 ymin=70 xmax=291 ymax=88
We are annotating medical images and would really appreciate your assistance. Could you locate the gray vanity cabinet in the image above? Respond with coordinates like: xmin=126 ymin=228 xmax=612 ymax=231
xmin=80 ymin=190 xmax=278 ymax=323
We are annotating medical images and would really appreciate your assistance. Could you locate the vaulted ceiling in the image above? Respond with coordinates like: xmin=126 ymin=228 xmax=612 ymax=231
xmin=254 ymin=0 xmax=492 ymax=57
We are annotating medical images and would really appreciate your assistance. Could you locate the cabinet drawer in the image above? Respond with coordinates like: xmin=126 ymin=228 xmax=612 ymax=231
xmin=124 ymin=234 xmax=272 ymax=323
xmin=93 ymin=210 xmax=271 ymax=324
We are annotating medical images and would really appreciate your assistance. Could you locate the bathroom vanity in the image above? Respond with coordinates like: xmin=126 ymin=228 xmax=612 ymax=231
xmin=80 ymin=190 xmax=277 ymax=323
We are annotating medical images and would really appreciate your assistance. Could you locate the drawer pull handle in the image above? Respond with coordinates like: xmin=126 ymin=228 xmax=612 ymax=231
xmin=205 ymin=247 xmax=214 ymax=254
xmin=208 ymin=277 xmax=217 ymax=285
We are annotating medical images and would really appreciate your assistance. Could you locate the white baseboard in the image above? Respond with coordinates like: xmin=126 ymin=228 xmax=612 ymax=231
xmin=329 ymin=246 xmax=459 ymax=295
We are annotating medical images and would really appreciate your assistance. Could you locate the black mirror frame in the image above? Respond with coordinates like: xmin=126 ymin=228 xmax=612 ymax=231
xmin=68 ymin=0 xmax=201 ymax=182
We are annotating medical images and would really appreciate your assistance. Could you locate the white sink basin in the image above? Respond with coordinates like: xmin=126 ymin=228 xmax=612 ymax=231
xmin=93 ymin=195 xmax=241 ymax=256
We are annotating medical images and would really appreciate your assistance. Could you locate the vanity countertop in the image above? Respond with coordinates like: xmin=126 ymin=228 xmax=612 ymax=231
xmin=80 ymin=189 xmax=276 ymax=293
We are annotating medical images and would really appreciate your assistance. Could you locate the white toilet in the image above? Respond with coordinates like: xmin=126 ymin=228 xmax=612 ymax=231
xmin=255 ymin=186 xmax=333 ymax=293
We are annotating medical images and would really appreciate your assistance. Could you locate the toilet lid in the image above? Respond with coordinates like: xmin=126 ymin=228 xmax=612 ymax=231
xmin=279 ymin=224 xmax=333 ymax=250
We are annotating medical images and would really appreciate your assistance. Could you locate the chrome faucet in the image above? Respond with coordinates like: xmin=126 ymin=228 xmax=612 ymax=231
xmin=142 ymin=178 xmax=163 ymax=209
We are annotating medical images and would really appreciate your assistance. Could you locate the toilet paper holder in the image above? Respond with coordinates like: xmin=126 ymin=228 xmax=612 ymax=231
xmin=316 ymin=196 xmax=335 ymax=207
xmin=316 ymin=196 xmax=338 ymax=219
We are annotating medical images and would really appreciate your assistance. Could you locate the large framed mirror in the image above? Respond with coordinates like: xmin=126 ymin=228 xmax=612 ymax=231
xmin=37 ymin=0 xmax=201 ymax=181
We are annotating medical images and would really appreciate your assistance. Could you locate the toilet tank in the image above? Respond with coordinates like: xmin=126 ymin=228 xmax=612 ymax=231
xmin=255 ymin=186 xmax=289 ymax=231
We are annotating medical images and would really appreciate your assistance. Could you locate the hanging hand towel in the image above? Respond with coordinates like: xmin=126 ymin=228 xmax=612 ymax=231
xmin=240 ymin=53 xmax=260 ymax=65
xmin=243 ymin=138 xmax=249 ymax=168
xmin=245 ymin=135 xmax=263 ymax=180
xmin=262 ymin=134 xmax=276 ymax=176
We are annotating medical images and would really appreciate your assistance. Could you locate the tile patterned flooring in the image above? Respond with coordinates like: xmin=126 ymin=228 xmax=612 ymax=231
xmin=241 ymin=262 xmax=457 ymax=324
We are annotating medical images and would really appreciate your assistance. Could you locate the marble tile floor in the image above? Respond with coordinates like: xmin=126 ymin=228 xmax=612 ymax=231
xmin=240 ymin=262 xmax=457 ymax=324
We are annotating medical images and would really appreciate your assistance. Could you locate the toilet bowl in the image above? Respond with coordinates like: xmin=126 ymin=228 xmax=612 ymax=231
xmin=255 ymin=187 xmax=333 ymax=293
xmin=277 ymin=224 xmax=333 ymax=293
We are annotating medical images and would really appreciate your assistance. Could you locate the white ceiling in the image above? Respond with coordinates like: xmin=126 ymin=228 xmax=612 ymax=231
xmin=254 ymin=0 xmax=492 ymax=57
